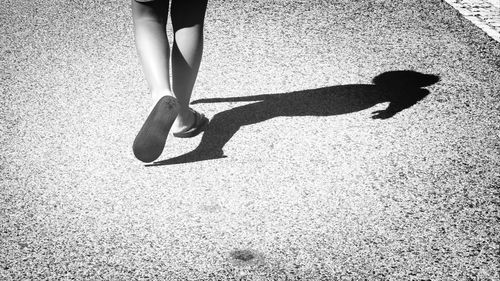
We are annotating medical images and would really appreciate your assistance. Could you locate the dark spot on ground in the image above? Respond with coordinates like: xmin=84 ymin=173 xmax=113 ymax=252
xmin=230 ymin=249 xmax=255 ymax=262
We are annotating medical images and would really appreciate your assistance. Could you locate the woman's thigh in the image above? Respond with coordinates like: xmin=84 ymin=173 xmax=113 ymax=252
xmin=132 ymin=0 xmax=169 ymax=23
xmin=171 ymin=0 xmax=208 ymax=32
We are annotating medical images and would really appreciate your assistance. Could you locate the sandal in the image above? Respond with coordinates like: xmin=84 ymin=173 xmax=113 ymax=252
xmin=133 ymin=96 xmax=179 ymax=163
xmin=173 ymin=109 xmax=209 ymax=138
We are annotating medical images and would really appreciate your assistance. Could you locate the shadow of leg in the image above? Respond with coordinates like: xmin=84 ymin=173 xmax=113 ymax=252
xmin=147 ymin=108 xmax=242 ymax=166
xmin=148 ymin=101 xmax=274 ymax=166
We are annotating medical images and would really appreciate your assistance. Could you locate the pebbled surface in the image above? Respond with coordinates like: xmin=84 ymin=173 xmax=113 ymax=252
xmin=1 ymin=0 xmax=499 ymax=280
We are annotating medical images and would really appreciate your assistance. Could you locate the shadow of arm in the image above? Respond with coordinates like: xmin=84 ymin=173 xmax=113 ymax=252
xmin=371 ymin=88 xmax=430 ymax=119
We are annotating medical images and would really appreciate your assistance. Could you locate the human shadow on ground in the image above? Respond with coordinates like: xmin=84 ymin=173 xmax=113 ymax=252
xmin=147 ymin=70 xmax=439 ymax=166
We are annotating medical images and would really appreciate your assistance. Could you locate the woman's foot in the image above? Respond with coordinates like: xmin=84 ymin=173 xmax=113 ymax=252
xmin=173 ymin=108 xmax=196 ymax=133
xmin=172 ymin=108 xmax=209 ymax=138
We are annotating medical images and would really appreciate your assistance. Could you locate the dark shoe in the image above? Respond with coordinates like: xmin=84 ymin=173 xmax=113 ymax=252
xmin=133 ymin=96 xmax=178 ymax=162
xmin=172 ymin=109 xmax=209 ymax=138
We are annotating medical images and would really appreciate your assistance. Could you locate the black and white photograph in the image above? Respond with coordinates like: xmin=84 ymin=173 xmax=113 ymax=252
xmin=1 ymin=0 xmax=499 ymax=279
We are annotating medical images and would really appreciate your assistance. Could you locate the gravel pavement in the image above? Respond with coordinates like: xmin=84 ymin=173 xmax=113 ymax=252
xmin=1 ymin=0 xmax=499 ymax=279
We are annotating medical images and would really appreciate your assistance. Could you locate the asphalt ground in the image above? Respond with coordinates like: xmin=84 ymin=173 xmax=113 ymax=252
xmin=1 ymin=0 xmax=499 ymax=280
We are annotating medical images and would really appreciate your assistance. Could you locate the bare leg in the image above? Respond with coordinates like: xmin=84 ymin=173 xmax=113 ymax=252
xmin=131 ymin=0 xmax=172 ymax=103
xmin=171 ymin=0 xmax=208 ymax=131
xmin=132 ymin=0 xmax=179 ymax=163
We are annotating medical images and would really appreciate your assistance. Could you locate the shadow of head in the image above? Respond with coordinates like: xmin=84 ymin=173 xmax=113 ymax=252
xmin=373 ymin=70 xmax=440 ymax=90
xmin=371 ymin=70 xmax=440 ymax=119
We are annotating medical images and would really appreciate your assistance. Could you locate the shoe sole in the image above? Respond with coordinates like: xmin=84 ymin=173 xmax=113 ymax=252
xmin=133 ymin=96 xmax=179 ymax=163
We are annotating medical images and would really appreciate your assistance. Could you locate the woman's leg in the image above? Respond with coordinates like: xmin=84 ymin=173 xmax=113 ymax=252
xmin=131 ymin=0 xmax=172 ymax=103
xmin=132 ymin=0 xmax=180 ymax=163
xmin=170 ymin=0 xmax=208 ymax=130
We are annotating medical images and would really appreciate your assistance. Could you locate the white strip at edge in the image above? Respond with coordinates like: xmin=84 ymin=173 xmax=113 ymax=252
xmin=442 ymin=0 xmax=500 ymax=43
